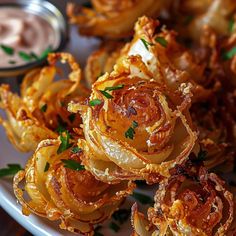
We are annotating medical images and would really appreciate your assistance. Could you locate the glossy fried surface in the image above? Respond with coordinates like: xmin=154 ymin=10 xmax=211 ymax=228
xmin=0 ymin=2 xmax=235 ymax=234
xmin=13 ymin=139 xmax=134 ymax=234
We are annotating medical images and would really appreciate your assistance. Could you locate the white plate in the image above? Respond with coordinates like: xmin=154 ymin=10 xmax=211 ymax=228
xmin=0 ymin=25 xmax=154 ymax=236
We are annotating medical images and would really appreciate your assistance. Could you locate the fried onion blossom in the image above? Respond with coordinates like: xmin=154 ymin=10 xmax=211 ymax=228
xmin=132 ymin=160 xmax=235 ymax=236
xmin=67 ymin=0 xmax=172 ymax=38
xmin=13 ymin=139 xmax=135 ymax=234
xmin=69 ymin=53 xmax=197 ymax=183
xmin=0 ymin=53 xmax=89 ymax=152
xmin=0 ymin=6 xmax=234 ymax=236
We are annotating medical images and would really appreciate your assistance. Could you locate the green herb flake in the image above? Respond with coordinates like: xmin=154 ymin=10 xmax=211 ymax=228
xmin=99 ymin=90 xmax=113 ymax=99
xmin=125 ymin=121 xmax=138 ymax=140
xmin=132 ymin=191 xmax=154 ymax=205
xmin=0 ymin=164 xmax=22 ymax=178
xmin=8 ymin=60 xmax=16 ymax=65
xmin=125 ymin=127 xmax=135 ymax=139
xmin=71 ymin=146 xmax=82 ymax=154
xmin=155 ymin=37 xmax=168 ymax=48
xmin=222 ymin=46 xmax=236 ymax=60
xmin=30 ymin=52 xmax=39 ymax=60
xmin=0 ymin=44 xmax=14 ymax=55
xmin=57 ymin=130 xmax=72 ymax=154
xmin=112 ymin=209 xmax=130 ymax=224
xmin=40 ymin=46 xmax=53 ymax=59
xmin=56 ymin=124 xmax=66 ymax=134
xmin=229 ymin=18 xmax=234 ymax=33
xmin=132 ymin=121 xmax=138 ymax=128
xmin=89 ymin=99 xmax=102 ymax=106
xmin=61 ymin=159 xmax=85 ymax=171
xmin=44 ymin=162 xmax=50 ymax=172
xmin=104 ymin=84 xmax=124 ymax=91
xmin=140 ymin=38 xmax=154 ymax=51
xmin=109 ymin=222 xmax=120 ymax=232
xmin=18 ymin=51 xmax=33 ymax=62
xmin=40 ymin=104 xmax=47 ymax=113
xmin=197 ymin=149 xmax=207 ymax=161
xmin=68 ymin=113 xmax=76 ymax=123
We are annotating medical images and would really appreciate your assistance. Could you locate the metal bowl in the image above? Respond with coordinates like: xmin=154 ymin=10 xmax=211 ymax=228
xmin=0 ymin=0 xmax=68 ymax=77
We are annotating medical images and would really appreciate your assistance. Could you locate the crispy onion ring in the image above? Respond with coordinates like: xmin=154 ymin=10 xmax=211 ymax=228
xmin=21 ymin=53 xmax=89 ymax=131
xmin=0 ymin=84 xmax=57 ymax=152
xmin=120 ymin=16 xmax=216 ymax=102
xmin=13 ymin=139 xmax=135 ymax=234
xmin=0 ymin=53 xmax=88 ymax=152
xmin=67 ymin=0 xmax=172 ymax=38
xmin=69 ymin=54 xmax=197 ymax=183
xmin=131 ymin=162 xmax=234 ymax=236
xmin=191 ymin=94 xmax=236 ymax=171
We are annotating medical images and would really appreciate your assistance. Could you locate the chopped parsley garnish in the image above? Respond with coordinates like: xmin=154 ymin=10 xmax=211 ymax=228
xmin=222 ymin=46 xmax=236 ymax=60
xmin=0 ymin=44 xmax=14 ymax=55
xmin=71 ymin=146 xmax=82 ymax=154
xmin=104 ymin=84 xmax=124 ymax=91
xmin=40 ymin=46 xmax=53 ymax=59
xmin=155 ymin=37 xmax=168 ymax=48
xmin=40 ymin=104 xmax=47 ymax=113
xmin=140 ymin=38 xmax=154 ymax=50
xmin=30 ymin=52 xmax=39 ymax=60
xmin=68 ymin=113 xmax=76 ymax=123
xmin=98 ymin=84 xmax=124 ymax=100
xmin=197 ymin=149 xmax=207 ymax=161
xmin=132 ymin=120 xmax=138 ymax=128
xmin=61 ymin=159 xmax=85 ymax=171
xmin=229 ymin=18 xmax=234 ymax=33
xmin=132 ymin=191 xmax=154 ymax=205
xmin=57 ymin=130 xmax=72 ymax=154
xmin=44 ymin=162 xmax=50 ymax=172
xmin=89 ymin=99 xmax=102 ymax=106
xmin=56 ymin=124 xmax=66 ymax=134
xmin=109 ymin=222 xmax=120 ymax=232
xmin=125 ymin=121 xmax=138 ymax=140
xmin=18 ymin=51 xmax=33 ymax=61
xmin=112 ymin=209 xmax=130 ymax=224
xmin=99 ymin=90 xmax=113 ymax=99
xmin=125 ymin=127 xmax=135 ymax=139
xmin=0 ymin=164 xmax=22 ymax=178
xmin=0 ymin=45 xmax=52 ymax=63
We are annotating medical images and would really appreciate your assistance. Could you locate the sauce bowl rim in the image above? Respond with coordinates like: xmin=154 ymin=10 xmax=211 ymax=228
xmin=0 ymin=0 xmax=68 ymax=74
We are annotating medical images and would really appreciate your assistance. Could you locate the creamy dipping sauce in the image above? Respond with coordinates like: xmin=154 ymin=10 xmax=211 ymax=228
xmin=0 ymin=7 xmax=60 ymax=68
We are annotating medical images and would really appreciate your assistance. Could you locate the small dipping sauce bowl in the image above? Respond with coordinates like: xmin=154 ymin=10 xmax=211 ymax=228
xmin=0 ymin=0 xmax=68 ymax=77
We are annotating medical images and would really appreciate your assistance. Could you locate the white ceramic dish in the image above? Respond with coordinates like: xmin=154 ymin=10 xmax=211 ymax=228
xmin=0 ymin=25 xmax=154 ymax=236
